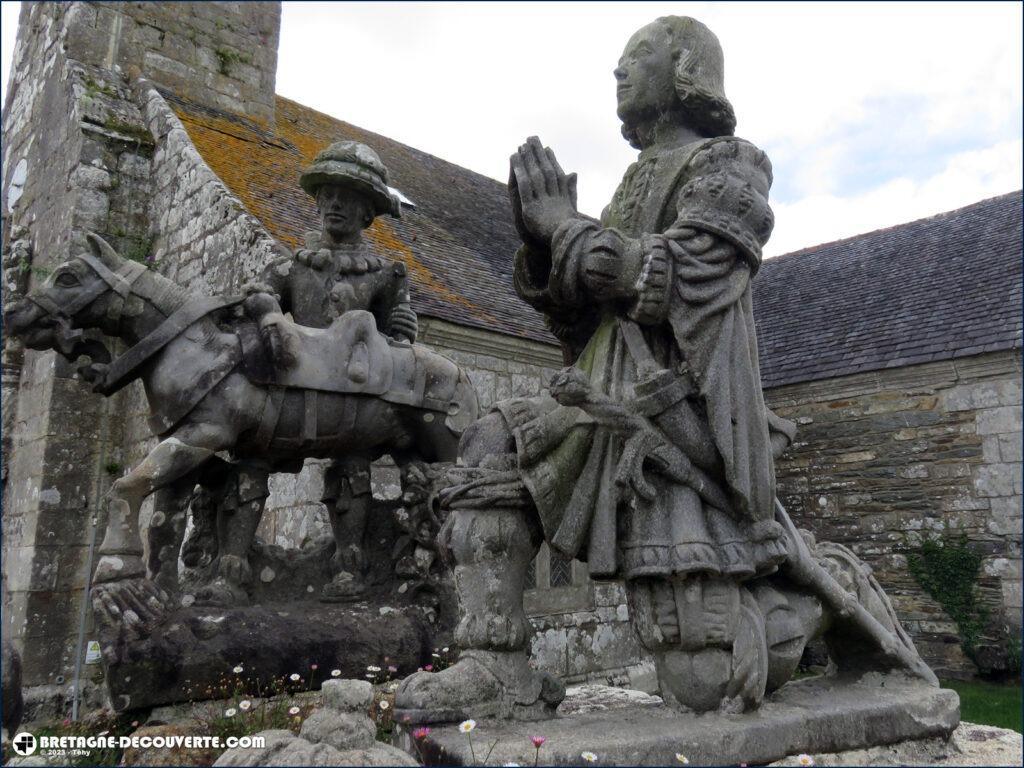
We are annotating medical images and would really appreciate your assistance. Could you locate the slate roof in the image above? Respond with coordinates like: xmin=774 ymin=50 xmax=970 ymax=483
xmin=167 ymin=92 xmax=1022 ymax=388
xmin=753 ymin=191 xmax=1023 ymax=389
xmin=165 ymin=92 xmax=553 ymax=343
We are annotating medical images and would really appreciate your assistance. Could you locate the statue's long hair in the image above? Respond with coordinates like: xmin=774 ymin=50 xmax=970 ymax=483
xmin=621 ymin=16 xmax=737 ymax=149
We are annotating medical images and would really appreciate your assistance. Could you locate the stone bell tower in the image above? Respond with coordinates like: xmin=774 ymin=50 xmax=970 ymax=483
xmin=1 ymin=1 xmax=281 ymax=693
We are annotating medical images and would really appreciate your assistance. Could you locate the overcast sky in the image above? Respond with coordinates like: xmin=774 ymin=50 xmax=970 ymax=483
xmin=2 ymin=1 xmax=1021 ymax=255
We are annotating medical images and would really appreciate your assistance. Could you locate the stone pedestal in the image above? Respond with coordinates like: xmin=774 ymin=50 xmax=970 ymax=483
xmin=399 ymin=674 xmax=959 ymax=766
xmin=100 ymin=599 xmax=436 ymax=712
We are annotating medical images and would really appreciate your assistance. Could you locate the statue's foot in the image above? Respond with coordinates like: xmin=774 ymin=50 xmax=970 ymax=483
xmin=195 ymin=577 xmax=250 ymax=607
xmin=91 ymin=578 xmax=171 ymax=639
xmin=194 ymin=554 xmax=252 ymax=607
xmin=394 ymin=649 xmax=565 ymax=724
xmin=320 ymin=570 xmax=366 ymax=603
xmin=93 ymin=553 xmax=146 ymax=584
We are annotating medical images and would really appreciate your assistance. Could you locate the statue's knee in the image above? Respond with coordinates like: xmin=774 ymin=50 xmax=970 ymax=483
xmin=459 ymin=412 xmax=514 ymax=467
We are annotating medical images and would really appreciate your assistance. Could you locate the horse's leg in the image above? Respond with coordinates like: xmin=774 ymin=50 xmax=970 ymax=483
xmin=147 ymin=475 xmax=197 ymax=592
xmin=95 ymin=423 xmax=235 ymax=584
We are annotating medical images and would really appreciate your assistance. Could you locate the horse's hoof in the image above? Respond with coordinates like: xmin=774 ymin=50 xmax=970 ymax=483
xmin=93 ymin=554 xmax=145 ymax=584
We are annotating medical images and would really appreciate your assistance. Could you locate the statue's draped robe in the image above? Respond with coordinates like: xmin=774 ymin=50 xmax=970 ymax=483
xmin=504 ymin=137 xmax=795 ymax=580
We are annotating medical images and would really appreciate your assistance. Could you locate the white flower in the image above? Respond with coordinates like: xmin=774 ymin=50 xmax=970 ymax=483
xmin=289 ymin=673 xmax=301 ymax=681
xmin=367 ymin=665 xmax=382 ymax=672
xmin=581 ymin=752 xmax=597 ymax=763
xmin=365 ymin=673 xmax=376 ymax=678
xmin=288 ymin=706 xmax=301 ymax=716
xmin=459 ymin=719 xmax=477 ymax=733
xmin=98 ymin=731 xmax=109 ymax=737
xmin=432 ymin=652 xmax=440 ymax=658
xmin=331 ymin=669 xmax=341 ymax=677
xmin=675 ymin=755 xmax=689 ymax=765
xmin=442 ymin=647 xmax=450 ymax=652
xmin=232 ymin=665 xmax=244 ymax=674
xmin=379 ymin=700 xmax=390 ymax=710
xmin=504 ymin=763 xmax=520 ymax=767
xmin=798 ymin=755 xmax=815 ymax=767
xmin=239 ymin=700 xmax=252 ymax=711
xmin=224 ymin=708 xmax=237 ymax=717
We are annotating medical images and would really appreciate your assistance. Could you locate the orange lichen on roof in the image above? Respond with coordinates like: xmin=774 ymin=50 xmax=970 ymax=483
xmin=367 ymin=218 xmax=498 ymax=325
xmin=172 ymin=98 xmax=483 ymax=310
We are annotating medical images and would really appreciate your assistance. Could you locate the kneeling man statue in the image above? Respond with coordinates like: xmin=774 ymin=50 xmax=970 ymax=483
xmin=396 ymin=15 xmax=937 ymax=722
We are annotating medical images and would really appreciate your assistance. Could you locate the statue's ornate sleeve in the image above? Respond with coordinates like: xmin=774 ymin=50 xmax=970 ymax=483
xmin=533 ymin=139 xmax=773 ymax=329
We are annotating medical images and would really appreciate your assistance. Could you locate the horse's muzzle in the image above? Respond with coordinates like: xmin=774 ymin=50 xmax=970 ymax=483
xmin=3 ymin=298 xmax=57 ymax=348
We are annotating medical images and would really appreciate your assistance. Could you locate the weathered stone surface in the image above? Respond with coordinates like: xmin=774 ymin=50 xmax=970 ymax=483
xmin=299 ymin=709 xmax=375 ymax=750
xmin=321 ymin=679 xmax=373 ymax=713
xmin=771 ymin=721 xmax=1022 ymax=767
xmin=557 ymin=683 xmax=662 ymax=716
xmin=121 ymin=723 xmax=221 ymax=767
xmin=214 ymin=727 xmax=417 ymax=767
xmin=97 ymin=600 xmax=433 ymax=712
xmin=402 ymin=675 xmax=959 ymax=766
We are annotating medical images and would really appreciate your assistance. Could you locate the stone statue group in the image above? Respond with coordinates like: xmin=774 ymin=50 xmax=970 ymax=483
xmin=4 ymin=16 xmax=937 ymax=723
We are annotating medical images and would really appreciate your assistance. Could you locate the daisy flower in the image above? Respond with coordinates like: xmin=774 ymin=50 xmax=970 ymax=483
xmin=233 ymin=665 xmax=243 ymax=674
xmin=331 ymin=669 xmax=341 ymax=677
xmin=797 ymin=755 xmax=815 ymax=767
xmin=239 ymin=700 xmax=251 ymax=711
xmin=413 ymin=727 xmax=431 ymax=740
xmin=288 ymin=706 xmax=301 ymax=716
xmin=289 ymin=673 xmax=301 ymax=682
xmin=459 ymin=719 xmax=476 ymax=733
xmin=379 ymin=700 xmax=390 ymax=710
xmin=675 ymin=755 xmax=689 ymax=764
xmin=581 ymin=752 xmax=597 ymax=763
xmin=224 ymin=708 xmax=236 ymax=718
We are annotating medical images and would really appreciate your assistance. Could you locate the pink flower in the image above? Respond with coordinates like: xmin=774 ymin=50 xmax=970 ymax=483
xmin=310 ymin=663 xmax=318 ymax=670
xmin=531 ymin=736 xmax=546 ymax=748
xmin=413 ymin=727 xmax=431 ymax=740
xmin=424 ymin=664 xmax=434 ymax=672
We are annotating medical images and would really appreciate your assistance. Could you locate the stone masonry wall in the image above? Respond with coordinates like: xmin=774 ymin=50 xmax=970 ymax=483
xmin=0 ymin=0 xmax=278 ymax=689
xmin=767 ymin=350 xmax=1022 ymax=678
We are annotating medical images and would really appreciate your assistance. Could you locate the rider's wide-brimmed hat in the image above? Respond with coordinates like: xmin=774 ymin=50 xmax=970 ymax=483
xmin=299 ymin=141 xmax=401 ymax=218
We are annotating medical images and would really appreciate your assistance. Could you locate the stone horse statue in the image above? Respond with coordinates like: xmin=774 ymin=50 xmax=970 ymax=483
xmin=4 ymin=233 xmax=479 ymax=622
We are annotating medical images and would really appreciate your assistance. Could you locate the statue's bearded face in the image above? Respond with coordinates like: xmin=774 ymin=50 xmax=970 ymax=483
xmin=614 ymin=22 xmax=678 ymax=130
xmin=317 ymin=185 xmax=374 ymax=241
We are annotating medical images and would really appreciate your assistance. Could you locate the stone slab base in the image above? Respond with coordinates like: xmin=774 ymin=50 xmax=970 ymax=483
xmin=771 ymin=721 xmax=1022 ymax=767
xmin=101 ymin=600 xmax=435 ymax=712
xmin=399 ymin=673 xmax=960 ymax=766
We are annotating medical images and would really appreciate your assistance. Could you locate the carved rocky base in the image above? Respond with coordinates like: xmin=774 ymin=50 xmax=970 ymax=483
xmin=97 ymin=596 xmax=442 ymax=712
xmin=397 ymin=673 xmax=960 ymax=766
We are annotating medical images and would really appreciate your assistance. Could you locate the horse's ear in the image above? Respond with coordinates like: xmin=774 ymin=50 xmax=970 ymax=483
xmin=86 ymin=232 xmax=124 ymax=269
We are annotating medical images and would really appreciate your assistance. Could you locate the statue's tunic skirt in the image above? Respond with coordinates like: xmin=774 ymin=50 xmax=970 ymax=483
xmin=503 ymin=137 xmax=793 ymax=581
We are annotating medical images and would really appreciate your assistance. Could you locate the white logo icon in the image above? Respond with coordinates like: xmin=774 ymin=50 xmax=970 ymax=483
xmin=11 ymin=732 xmax=37 ymax=756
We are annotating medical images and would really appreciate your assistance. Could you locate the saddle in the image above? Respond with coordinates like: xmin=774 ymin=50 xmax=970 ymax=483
xmin=243 ymin=309 xmax=467 ymax=416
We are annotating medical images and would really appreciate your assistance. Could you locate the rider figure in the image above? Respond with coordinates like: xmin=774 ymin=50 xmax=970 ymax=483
xmin=244 ymin=141 xmax=418 ymax=601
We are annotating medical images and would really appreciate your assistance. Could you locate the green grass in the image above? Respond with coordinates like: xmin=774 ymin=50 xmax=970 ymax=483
xmin=941 ymin=678 xmax=1023 ymax=733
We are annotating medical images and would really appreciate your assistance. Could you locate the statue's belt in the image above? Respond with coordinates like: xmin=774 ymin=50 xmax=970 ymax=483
xmin=96 ymin=294 xmax=243 ymax=396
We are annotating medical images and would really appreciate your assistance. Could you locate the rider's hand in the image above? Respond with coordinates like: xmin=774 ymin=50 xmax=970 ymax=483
xmin=388 ymin=304 xmax=418 ymax=343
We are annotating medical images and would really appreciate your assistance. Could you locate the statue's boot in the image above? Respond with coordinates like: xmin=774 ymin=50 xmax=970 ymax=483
xmin=395 ymin=649 xmax=564 ymax=724
xmin=395 ymin=505 xmax=564 ymax=722
xmin=195 ymin=554 xmax=252 ymax=607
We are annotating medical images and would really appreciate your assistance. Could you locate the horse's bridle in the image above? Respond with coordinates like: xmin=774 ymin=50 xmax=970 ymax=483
xmin=27 ymin=251 xmax=148 ymax=325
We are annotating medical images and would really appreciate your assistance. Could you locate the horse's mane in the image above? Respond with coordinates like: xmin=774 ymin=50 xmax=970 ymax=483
xmin=132 ymin=267 xmax=190 ymax=317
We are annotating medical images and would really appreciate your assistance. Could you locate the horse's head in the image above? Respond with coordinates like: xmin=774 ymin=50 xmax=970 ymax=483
xmin=4 ymin=233 xmax=140 ymax=355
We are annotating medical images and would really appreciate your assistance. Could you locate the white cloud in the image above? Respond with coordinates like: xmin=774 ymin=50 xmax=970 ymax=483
xmin=2 ymin=1 xmax=1020 ymax=254
xmin=767 ymin=138 xmax=1023 ymax=256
